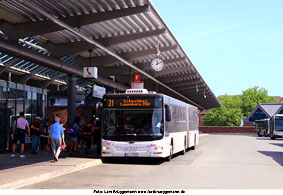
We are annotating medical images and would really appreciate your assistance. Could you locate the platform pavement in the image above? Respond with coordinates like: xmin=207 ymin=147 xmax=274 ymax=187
xmin=0 ymin=150 xmax=102 ymax=189
xmin=0 ymin=134 xmax=210 ymax=189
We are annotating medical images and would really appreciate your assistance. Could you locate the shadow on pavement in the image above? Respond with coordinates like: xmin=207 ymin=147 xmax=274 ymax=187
xmin=0 ymin=150 xmax=70 ymax=171
xmin=270 ymin=143 xmax=283 ymax=148
xmin=0 ymin=147 xmax=100 ymax=171
xmin=258 ymin=151 xmax=283 ymax=166
xmin=101 ymin=157 xmax=164 ymax=165
xmin=256 ymin=137 xmax=271 ymax=141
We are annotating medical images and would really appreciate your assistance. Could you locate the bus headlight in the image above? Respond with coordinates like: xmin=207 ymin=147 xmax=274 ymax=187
xmin=102 ymin=146 xmax=109 ymax=150
xmin=154 ymin=146 xmax=163 ymax=150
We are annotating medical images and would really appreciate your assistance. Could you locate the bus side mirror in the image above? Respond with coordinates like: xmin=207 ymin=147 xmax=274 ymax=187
xmin=165 ymin=104 xmax=171 ymax=121
xmin=95 ymin=101 xmax=103 ymax=118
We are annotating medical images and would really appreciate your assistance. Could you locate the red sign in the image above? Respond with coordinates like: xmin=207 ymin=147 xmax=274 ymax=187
xmin=133 ymin=74 xmax=140 ymax=82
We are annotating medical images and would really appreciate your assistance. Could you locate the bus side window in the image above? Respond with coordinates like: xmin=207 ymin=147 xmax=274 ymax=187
xmin=165 ymin=104 xmax=171 ymax=121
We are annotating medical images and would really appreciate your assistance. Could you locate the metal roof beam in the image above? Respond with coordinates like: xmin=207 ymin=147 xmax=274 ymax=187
xmin=41 ymin=72 xmax=64 ymax=89
xmin=162 ymin=74 xmax=200 ymax=84
xmin=175 ymin=84 xmax=206 ymax=91
xmin=143 ymin=68 xmax=196 ymax=82
xmin=18 ymin=65 xmax=45 ymax=83
xmin=143 ymin=76 xmax=200 ymax=87
xmin=0 ymin=5 xmax=150 ymax=40
xmin=153 ymin=65 xmax=192 ymax=77
xmin=167 ymin=79 xmax=202 ymax=88
xmin=131 ymin=57 xmax=187 ymax=73
xmin=0 ymin=58 xmax=20 ymax=75
xmin=59 ymin=85 xmax=68 ymax=91
xmin=0 ymin=39 xmax=128 ymax=91
xmin=101 ymin=56 xmax=186 ymax=76
xmin=47 ymin=28 xmax=166 ymax=57
xmin=154 ymin=74 xmax=195 ymax=83
xmin=167 ymin=81 xmax=201 ymax=89
xmin=83 ymin=45 xmax=177 ymax=66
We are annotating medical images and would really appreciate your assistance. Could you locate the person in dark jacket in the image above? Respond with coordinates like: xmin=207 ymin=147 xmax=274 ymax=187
xmin=84 ymin=120 xmax=94 ymax=155
xmin=93 ymin=117 xmax=101 ymax=156
xmin=31 ymin=116 xmax=42 ymax=154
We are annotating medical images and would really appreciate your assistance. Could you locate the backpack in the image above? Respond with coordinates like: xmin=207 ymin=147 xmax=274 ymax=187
xmin=66 ymin=128 xmax=76 ymax=138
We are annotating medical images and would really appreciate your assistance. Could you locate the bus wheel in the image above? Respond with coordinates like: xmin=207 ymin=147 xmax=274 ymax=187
xmin=181 ymin=138 xmax=186 ymax=155
xmin=270 ymin=136 xmax=275 ymax=140
xmin=191 ymin=136 xmax=197 ymax=150
xmin=166 ymin=145 xmax=173 ymax=161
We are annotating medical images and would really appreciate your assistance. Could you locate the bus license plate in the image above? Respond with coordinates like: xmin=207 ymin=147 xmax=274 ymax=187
xmin=124 ymin=147 xmax=137 ymax=151
xmin=124 ymin=152 xmax=138 ymax=157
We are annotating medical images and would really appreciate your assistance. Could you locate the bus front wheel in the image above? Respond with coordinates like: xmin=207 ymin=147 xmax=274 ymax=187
xmin=166 ymin=145 xmax=173 ymax=161
xmin=181 ymin=138 xmax=186 ymax=155
xmin=191 ymin=136 xmax=197 ymax=150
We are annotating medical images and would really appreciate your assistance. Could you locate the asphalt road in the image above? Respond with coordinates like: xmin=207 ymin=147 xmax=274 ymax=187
xmin=22 ymin=134 xmax=283 ymax=189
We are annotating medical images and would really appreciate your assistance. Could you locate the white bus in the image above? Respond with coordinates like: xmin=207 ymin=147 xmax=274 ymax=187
xmin=101 ymin=89 xmax=199 ymax=161
xmin=270 ymin=114 xmax=283 ymax=140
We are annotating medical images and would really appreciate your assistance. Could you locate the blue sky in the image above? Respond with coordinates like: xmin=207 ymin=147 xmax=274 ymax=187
xmin=151 ymin=0 xmax=283 ymax=97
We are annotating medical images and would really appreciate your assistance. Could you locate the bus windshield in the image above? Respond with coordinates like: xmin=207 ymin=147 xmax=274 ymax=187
xmin=275 ymin=116 xmax=283 ymax=131
xmin=103 ymin=108 xmax=163 ymax=141
xmin=255 ymin=120 xmax=268 ymax=129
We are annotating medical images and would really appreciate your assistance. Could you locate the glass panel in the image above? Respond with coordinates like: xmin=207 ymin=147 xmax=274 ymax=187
xmin=31 ymin=92 xmax=37 ymax=117
xmin=37 ymin=93 xmax=43 ymax=117
xmin=0 ymin=86 xmax=8 ymax=151
xmin=42 ymin=94 xmax=46 ymax=119
xmin=0 ymin=86 xmax=7 ymax=130
xmin=275 ymin=116 xmax=283 ymax=131
xmin=25 ymin=91 xmax=32 ymax=116
xmin=16 ymin=89 xmax=24 ymax=115
xmin=8 ymin=88 xmax=16 ymax=127
xmin=103 ymin=108 xmax=163 ymax=141
xmin=0 ymin=86 xmax=8 ymax=130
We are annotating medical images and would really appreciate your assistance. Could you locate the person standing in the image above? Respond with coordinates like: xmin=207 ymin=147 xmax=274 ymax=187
xmin=83 ymin=120 xmax=94 ymax=155
xmin=11 ymin=112 xmax=30 ymax=158
xmin=69 ymin=117 xmax=80 ymax=155
xmin=31 ymin=116 xmax=42 ymax=154
xmin=93 ymin=117 xmax=101 ymax=156
xmin=48 ymin=116 xmax=65 ymax=162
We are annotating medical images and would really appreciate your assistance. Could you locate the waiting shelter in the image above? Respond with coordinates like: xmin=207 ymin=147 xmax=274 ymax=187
xmin=242 ymin=103 xmax=283 ymax=126
xmin=0 ymin=0 xmax=220 ymax=152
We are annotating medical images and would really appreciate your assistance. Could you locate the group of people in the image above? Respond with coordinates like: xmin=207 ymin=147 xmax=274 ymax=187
xmin=69 ymin=116 xmax=101 ymax=156
xmin=10 ymin=111 xmax=101 ymax=162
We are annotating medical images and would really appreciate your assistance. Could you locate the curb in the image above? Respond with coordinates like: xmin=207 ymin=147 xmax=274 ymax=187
xmin=0 ymin=159 xmax=102 ymax=189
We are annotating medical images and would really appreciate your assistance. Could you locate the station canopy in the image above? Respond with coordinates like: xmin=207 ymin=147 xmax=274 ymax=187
xmin=0 ymin=0 xmax=220 ymax=110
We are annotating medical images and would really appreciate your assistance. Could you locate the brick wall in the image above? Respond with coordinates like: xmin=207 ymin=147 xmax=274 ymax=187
xmin=200 ymin=126 xmax=254 ymax=134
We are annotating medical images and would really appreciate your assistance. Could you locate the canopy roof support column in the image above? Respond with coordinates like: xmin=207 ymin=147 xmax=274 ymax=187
xmin=67 ymin=75 xmax=76 ymax=127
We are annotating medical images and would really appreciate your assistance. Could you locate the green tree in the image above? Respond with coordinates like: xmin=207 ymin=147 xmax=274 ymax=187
xmin=203 ymin=95 xmax=243 ymax=126
xmin=203 ymin=86 xmax=277 ymax=126
xmin=240 ymin=86 xmax=276 ymax=117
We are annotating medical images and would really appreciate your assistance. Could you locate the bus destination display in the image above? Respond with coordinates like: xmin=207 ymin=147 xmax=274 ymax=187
xmin=105 ymin=97 xmax=161 ymax=108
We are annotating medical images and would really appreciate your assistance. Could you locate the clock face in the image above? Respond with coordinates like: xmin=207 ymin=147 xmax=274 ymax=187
xmin=151 ymin=58 xmax=164 ymax=72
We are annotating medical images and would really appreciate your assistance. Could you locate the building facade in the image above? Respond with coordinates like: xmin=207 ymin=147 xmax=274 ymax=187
xmin=0 ymin=79 xmax=47 ymax=152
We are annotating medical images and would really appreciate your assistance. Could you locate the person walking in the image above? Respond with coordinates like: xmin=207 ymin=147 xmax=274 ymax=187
xmin=31 ymin=116 xmax=42 ymax=154
xmin=11 ymin=112 xmax=30 ymax=158
xmin=48 ymin=116 xmax=65 ymax=162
